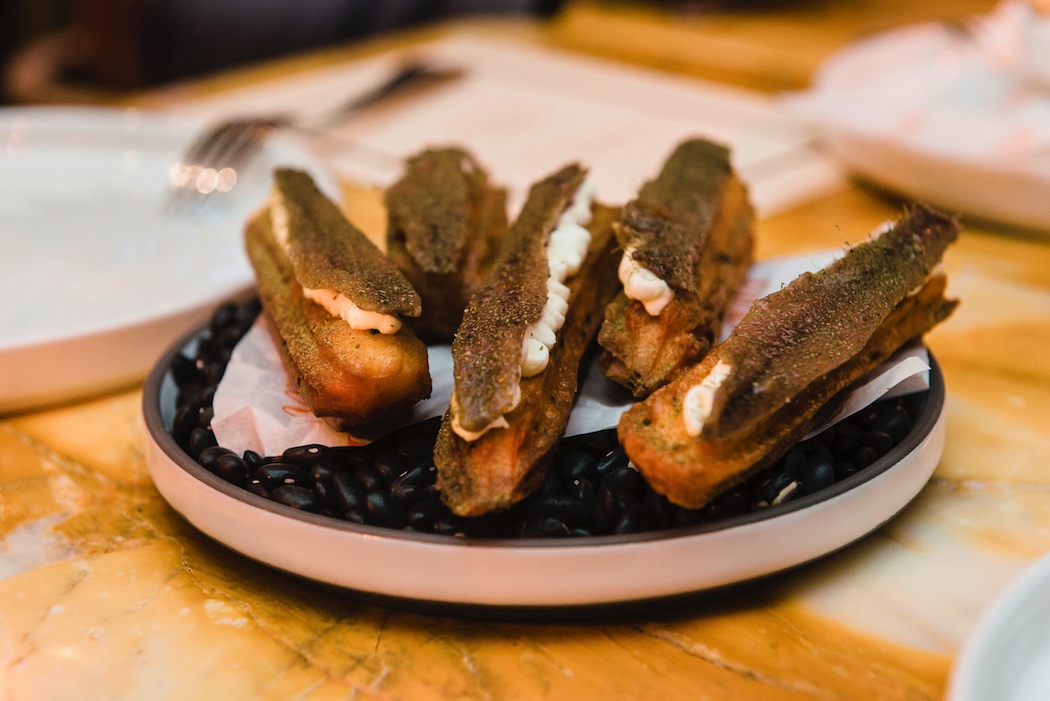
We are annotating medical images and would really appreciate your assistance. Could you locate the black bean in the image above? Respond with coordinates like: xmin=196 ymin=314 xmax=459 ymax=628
xmin=568 ymin=478 xmax=597 ymax=508
xmin=172 ymin=403 xmax=201 ymax=444
xmin=312 ymin=480 xmax=335 ymax=509
xmin=256 ymin=464 xmax=304 ymax=490
xmin=567 ymin=526 xmax=594 ymax=538
xmin=273 ymin=485 xmax=320 ymax=511
xmin=309 ymin=460 xmax=341 ymax=487
xmin=836 ymin=421 xmax=865 ymax=439
xmin=752 ymin=472 xmax=798 ymax=509
xmin=591 ymin=486 xmax=619 ymax=534
xmin=198 ymin=406 xmax=214 ymax=430
xmin=870 ymin=407 xmax=911 ymax=443
xmin=834 ymin=461 xmax=860 ymax=480
xmin=595 ymin=445 xmax=629 ymax=476
xmin=703 ymin=488 xmax=750 ymax=520
xmin=808 ymin=438 xmax=834 ymax=462
xmin=782 ymin=448 xmax=808 ymax=477
xmin=344 ymin=510 xmax=367 ymax=525
xmin=197 ymin=445 xmax=234 ymax=471
xmin=366 ymin=492 xmax=408 ymax=529
xmin=390 ymin=482 xmax=425 ymax=506
xmin=407 ymin=499 xmax=447 ymax=531
xmin=672 ymin=507 xmax=705 ymax=528
xmin=245 ymin=479 xmax=270 ymax=498
xmin=613 ymin=505 xmax=660 ymax=534
xmin=832 ymin=435 xmax=860 ymax=460
xmin=327 ymin=447 xmax=374 ymax=472
xmin=556 ymin=449 xmax=597 ymax=486
xmin=530 ymin=495 xmax=591 ymax=527
xmin=214 ymin=453 xmax=250 ymax=486
xmin=525 ymin=515 xmax=570 ymax=538
xmin=354 ymin=467 xmax=383 ymax=493
xmin=798 ymin=458 xmax=835 ymax=496
xmin=331 ymin=472 xmax=366 ymax=514
xmin=862 ymin=430 xmax=894 ymax=455
xmin=643 ymin=489 xmax=674 ymax=528
xmin=537 ymin=470 xmax=563 ymax=496
xmin=392 ymin=465 xmax=430 ymax=489
xmin=282 ymin=444 xmax=329 ymax=466
xmin=243 ymin=450 xmax=268 ymax=470
xmin=189 ymin=427 xmax=217 ymax=456
xmin=373 ymin=451 xmax=406 ymax=487
xmin=853 ymin=445 xmax=880 ymax=468
xmin=434 ymin=514 xmax=470 ymax=536
xmin=170 ymin=353 xmax=203 ymax=387
xmin=602 ymin=466 xmax=644 ymax=496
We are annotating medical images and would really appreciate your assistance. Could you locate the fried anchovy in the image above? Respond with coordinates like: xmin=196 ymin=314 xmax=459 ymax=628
xmin=245 ymin=211 xmax=431 ymax=429
xmin=598 ymin=138 xmax=754 ymax=396
xmin=450 ymin=163 xmax=586 ymax=434
xmin=701 ymin=204 xmax=958 ymax=443
xmin=385 ymin=148 xmax=508 ymax=339
xmin=435 ymin=204 xmax=620 ymax=515
xmin=275 ymin=168 xmax=420 ymax=317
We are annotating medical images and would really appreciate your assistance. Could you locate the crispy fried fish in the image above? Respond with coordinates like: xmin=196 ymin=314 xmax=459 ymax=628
xmin=385 ymin=147 xmax=509 ymax=341
xmin=618 ymin=205 xmax=959 ymax=508
xmin=434 ymin=164 xmax=620 ymax=516
xmin=598 ymin=139 xmax=755 ymax=397
xmin=245 ymin=169 xmax=431 ymax=430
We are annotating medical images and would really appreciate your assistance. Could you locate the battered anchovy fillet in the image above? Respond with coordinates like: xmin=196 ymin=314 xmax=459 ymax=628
xmin=619 ymin=205 xmax=960 ymax=508
xmin=598 ymin=139 xmax=754 ymax=397
xmin=245 ymin=169 xmax=431 ymax=430
xmin=385 ymin=147 xmax=509 ymax=340
xmin=434 ymin=164 xmax=620 ymax=516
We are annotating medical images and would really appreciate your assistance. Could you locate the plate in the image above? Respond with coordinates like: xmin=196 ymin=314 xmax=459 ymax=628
xmin=143 ymin=316 xmax=947 ymax=611
xmin=785 ymin=1 xmax=1050 ymax=233
xmin=0 ymin=106 xmax=335 ymax=413
xmin=948 ymin=550 xmax=1050 ymax=700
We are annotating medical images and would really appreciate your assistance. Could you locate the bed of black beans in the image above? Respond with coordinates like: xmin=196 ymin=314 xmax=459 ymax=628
xmin=168 ymin=299 xmax=922 ymax=539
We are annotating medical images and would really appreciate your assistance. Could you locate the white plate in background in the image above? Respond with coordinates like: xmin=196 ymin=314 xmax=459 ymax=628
xmin=0 ymin=107 xmax=335 ymax=413
xmin=786 ymin=1 xmax=1050 ymax=233
xmin=949 ymin=550 xmax=1050 ymax=700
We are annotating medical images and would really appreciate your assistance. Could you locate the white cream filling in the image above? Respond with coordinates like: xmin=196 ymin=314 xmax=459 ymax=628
xmin=449 ymin=386 xmax=519 ymax=441
xmin=618 ymin=245 xmax=674 ymax=316
xmin=520 ymin=180 xmax=596 ymax=378
xmin=683 ymin=360 xmax=733 ymax=437
xmin=270 ymin=193 xmax=401 ymax=334
xmin=452 ymin=180 xmax=595 ymax=442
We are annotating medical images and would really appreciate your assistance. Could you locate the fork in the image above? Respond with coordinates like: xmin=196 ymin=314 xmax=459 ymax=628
xmin=166 ymin=60 xmax=464 ymax=210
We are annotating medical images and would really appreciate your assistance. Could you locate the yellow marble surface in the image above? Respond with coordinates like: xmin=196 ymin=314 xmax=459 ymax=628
xmin=6 ymin=1 xmax=1050 ymax=699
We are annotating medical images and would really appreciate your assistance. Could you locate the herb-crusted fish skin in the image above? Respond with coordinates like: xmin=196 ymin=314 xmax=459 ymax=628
xmin=434 ymin=203 xmax=620 ymax=516
xmin=245 ymin=175 xmax=431 ymax=430
xmin=618 ymin=205 xmax=960 ymax=509
xmin=385 ymin=147 xmax=509 ymax=340
xmin=699 ymin=204 xmax=958 ymax=444
xmin=275 ymin=168 xmax=421 ymax=318
xmin=449 ymin=163 xmax=587 ymax=435
xmin=598 ymin=139 xmax=755 ymax=397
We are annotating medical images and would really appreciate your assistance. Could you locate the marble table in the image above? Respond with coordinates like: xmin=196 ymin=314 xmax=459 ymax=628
xmin=8 ymin=1 xmax=1050 ymax=698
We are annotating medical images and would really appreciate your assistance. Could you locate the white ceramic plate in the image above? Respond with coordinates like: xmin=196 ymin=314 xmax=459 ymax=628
xmin=786 ymin=1 xmax=1050 ymax=233
xmin=143 ymin=320 xmax=947 ymax=611
xmin=949 ymin=550 xmax=1050 ymax=700
xmin=0 ymin=106 xmax=335 ymax=413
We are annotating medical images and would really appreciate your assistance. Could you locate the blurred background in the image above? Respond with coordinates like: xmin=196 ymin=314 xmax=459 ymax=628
xmin=0 ymin=0 xmax=585 ymax=105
